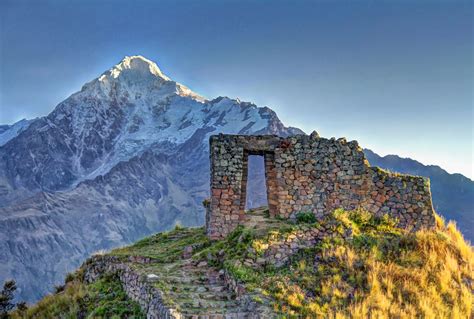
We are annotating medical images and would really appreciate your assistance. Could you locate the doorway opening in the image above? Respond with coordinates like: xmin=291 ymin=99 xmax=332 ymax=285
xmin=244 ymin=154 xmax=268 ymax=210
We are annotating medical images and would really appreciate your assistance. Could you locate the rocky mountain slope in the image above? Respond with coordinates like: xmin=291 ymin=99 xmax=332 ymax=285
xmin=0 ymin=55 xmax=472 ymax=303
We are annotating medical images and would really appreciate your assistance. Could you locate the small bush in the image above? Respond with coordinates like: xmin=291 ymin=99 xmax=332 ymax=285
xmin=263 ymin=209 xmax=270 ymax=218
xmin=16 ymin=302 xmax=27 ymax=312
xmin=54 ymin=285 xmax=65 ymax=294
xmin=295 ymin=211 xmax=317 ymax=224
xmin=202 ymin=198 xmax=210 ymax=208
xmin=0 ymin=280 xmax=17 ymax=318
xmin=64 ymin=272 xmax=75 ymax=284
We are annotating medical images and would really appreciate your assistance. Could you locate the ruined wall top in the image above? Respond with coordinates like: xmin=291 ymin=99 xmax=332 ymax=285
xmin=206 ymin=133 xmax=435 ymax=239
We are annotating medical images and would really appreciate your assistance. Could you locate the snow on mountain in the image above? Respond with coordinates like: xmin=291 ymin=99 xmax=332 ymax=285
xmin=0 ymin=118 xmax=35 ymax=146
xmin=0 ymin=56 xmax=293 ymax=206
xmin=78 ymin=55 xmax=205 ymax=103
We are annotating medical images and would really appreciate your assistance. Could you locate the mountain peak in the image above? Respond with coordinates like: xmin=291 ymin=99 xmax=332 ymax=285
xmin=101 ymin=55 xmax=170 ymax=82
xmin=77 ymin=55 xmax=206 ymax=102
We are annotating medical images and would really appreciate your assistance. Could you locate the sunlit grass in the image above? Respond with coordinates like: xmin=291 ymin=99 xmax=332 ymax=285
xmin=260 ymin=210 xmax=473 ymax=318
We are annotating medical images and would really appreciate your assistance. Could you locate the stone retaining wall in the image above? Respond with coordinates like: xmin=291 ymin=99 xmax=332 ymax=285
xmin=207 ymin=133 xmax=435 ymax=239
xmin=82 ymin=255 xmax=269 ymax=318
xmin=83 ymin=255 xmax=181 ymax=319
xmin=239 ymin=222 xmax=348 ymax=268
xmin=259 ymin=225 xmax=335 ymax=267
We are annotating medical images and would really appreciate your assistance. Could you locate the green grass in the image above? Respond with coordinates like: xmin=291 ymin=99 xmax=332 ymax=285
xmin=295 ymin=211 xmax=318 ymax=224
xmin=12 ymin=274 xmax=144 ymax=319
xmin=111 ymin=226 xmax=209 ymax=263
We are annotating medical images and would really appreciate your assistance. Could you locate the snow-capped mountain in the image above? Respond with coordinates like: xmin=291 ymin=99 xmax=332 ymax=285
xmin=0 ymin=56 xmax=471 ymax=303
xmin=0 ymin=56 xmax=301 ymax=302
xmin=0 ymin=56 xmax=299 ymax=205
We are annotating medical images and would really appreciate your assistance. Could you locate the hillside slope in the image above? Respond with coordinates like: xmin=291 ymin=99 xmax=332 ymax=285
xmin=14 ymin=207 xmax=473 ymax=318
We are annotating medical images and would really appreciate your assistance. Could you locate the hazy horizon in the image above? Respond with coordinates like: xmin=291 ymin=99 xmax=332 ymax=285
xmin=0 ymin=0 xmax=472 ymax=178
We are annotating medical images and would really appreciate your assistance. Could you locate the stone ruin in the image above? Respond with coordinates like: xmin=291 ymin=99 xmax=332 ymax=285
xmin=206 ymin=133 xmax=435 ymax=240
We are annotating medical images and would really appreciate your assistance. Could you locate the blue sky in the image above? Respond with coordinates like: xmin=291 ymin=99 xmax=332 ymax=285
xmin=0 ymin=0 xmax=472 ymax=178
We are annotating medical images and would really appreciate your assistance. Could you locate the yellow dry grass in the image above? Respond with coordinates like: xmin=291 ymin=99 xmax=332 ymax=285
xmin=269 ymin=213 xmax=473 ymax=318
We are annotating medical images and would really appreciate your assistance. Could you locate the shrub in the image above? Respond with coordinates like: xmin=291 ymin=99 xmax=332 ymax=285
xmin=15 ymin=302 xmax=27 ymax=313
xmin=295 ymin=211 xmax=317 ymax=224
xmin=202 ymin=198 xmax=210 ymax=208
xmin=0 ymin=280 xmax=17 ymax=318
xmin=54 ymin=285 xmax=65 ymax=294
xmin=64 ymin=272 xmax=75 ymax=284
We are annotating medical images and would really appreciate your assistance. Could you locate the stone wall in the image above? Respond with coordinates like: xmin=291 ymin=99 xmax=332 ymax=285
xmin=83 ymin=255 xmax=181 ymax=319
xmin=82 ymin=254 xmax=270 ymax=318
xmin=207 ymin=133 xmax=435 ymax=239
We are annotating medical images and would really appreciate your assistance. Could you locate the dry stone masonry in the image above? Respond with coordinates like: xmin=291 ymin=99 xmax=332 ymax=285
xmin=84 ymin=255 xmax=181 ymax=319
xmin=83 ymin=254 xmax=271 ymax=318
xmin=207 ymin=133 xmax=435 ymax=239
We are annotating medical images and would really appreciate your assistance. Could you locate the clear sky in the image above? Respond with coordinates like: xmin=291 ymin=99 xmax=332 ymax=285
xmin=0 ymin=0 xmax=472 ymax=178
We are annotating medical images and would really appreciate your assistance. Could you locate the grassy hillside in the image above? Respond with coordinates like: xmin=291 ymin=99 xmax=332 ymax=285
xmin=13 ymin=209 xmax=473 ymax=318
xmin=10 ymin=273 xmax=144 ymax=318
xmin=191 ymin=209 xmax=473 ymax=317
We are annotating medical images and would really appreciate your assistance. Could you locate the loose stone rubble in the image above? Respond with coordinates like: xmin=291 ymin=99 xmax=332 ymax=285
xmin=207 ymin=133 xmax=435 ymax=239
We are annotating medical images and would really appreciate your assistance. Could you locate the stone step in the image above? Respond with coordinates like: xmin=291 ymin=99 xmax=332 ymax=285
xmin=178 ymin=300 xmax=242 ymax=310
xmin=172 ymin=288 xmax=232 ymax=298
xmin=167 ymin=290 xmax=236 ymax=303
xmin=137 ymin=259 xmax=269 ymax=317
xmin=171 ymin=283 xmax=228 ymax=292
xmin=181 ymin=308 xmax=255 ymax=318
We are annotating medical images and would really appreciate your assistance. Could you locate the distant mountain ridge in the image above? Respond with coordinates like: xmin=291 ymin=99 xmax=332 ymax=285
xmin=0 ymin=55 xmax=471 ymax=303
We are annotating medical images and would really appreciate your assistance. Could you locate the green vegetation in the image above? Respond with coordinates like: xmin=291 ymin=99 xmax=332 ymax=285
xmin=17 ymin=208 xmax=473 ymax=318
xmin=11 ymin=273 xmax=144 ymax=319
xmin=1 ymin=280 xmax=18 ymax=318
xmin=193 ymin=209 xmax=473 ymax=318
xmin=295 ymin=211 xmax=318 ymax=224
xmin=111 ymin=226 xmax=209 ymax=263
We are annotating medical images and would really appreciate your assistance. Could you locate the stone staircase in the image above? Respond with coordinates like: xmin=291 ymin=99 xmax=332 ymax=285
xmin=144 ymin=259 xmax=267 ymax=318
xmin=85 ymin=209 xmax=278 ymax=318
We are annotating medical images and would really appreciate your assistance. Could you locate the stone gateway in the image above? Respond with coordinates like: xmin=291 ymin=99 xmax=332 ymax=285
xmin=206 ymin=133 xmax=435 ymax=240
